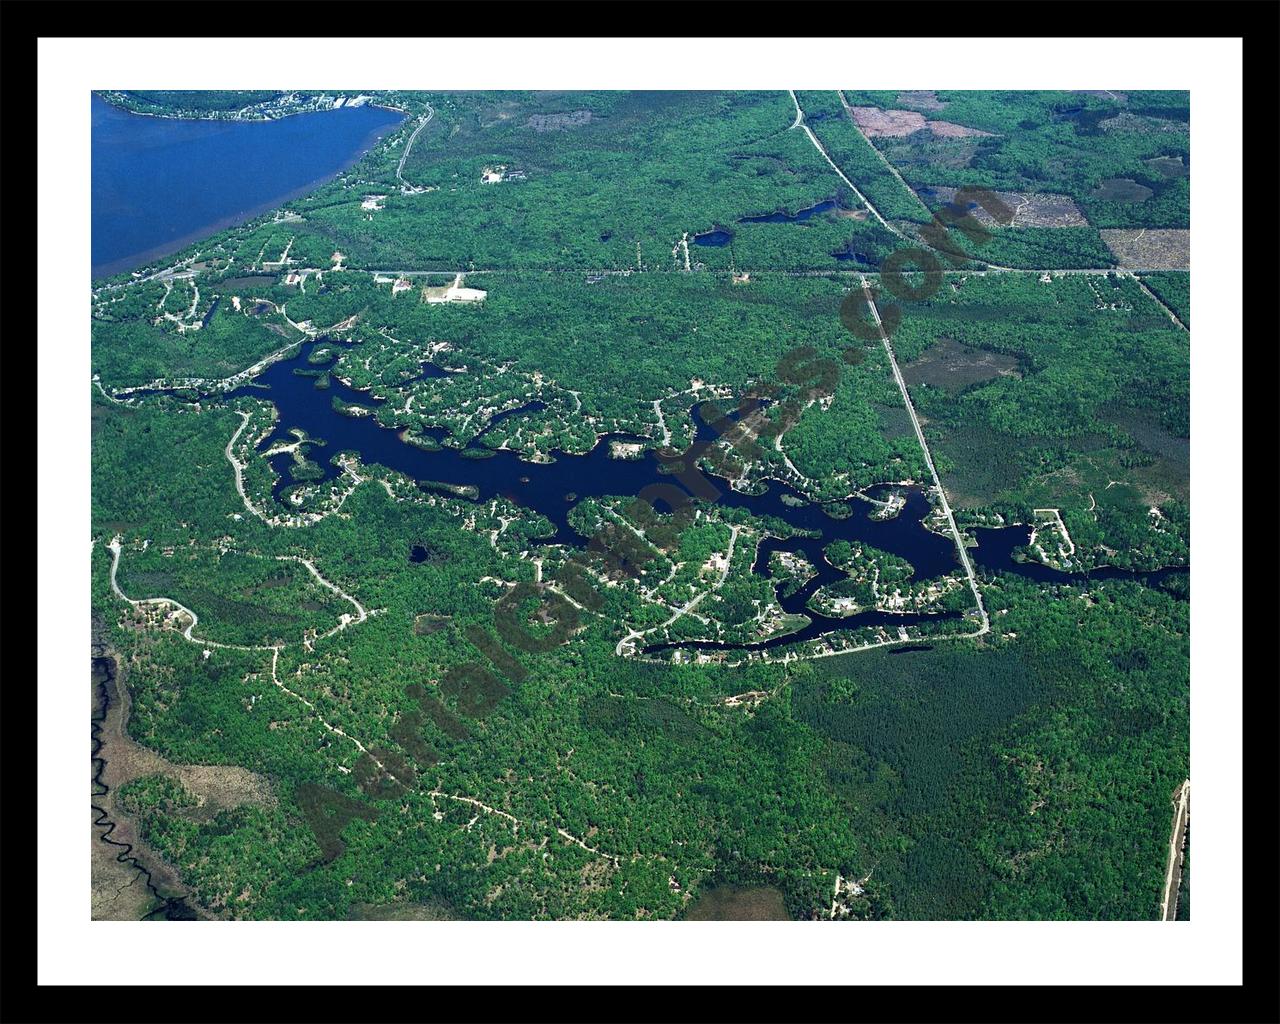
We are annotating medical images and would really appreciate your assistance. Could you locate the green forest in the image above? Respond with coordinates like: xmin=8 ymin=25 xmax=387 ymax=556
xmin=91 ymin=89 xmax=1190 ymax=922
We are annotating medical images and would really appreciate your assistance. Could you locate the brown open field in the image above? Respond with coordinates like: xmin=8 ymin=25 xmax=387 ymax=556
xmin=849 ymin=106 xmax=992 ymax=140
xmin=1072 ymin=89 xmax=1129 ymax=103
xmin=347 ymin=900 xmax=463 ymax=920
xmin=414 ymin=612 xmax=453 ymax=635
xmin=1145 ymin=155 xmax=1188 ymax=179
xmin=1092 ymin=178 xmax=1154 ymax=203
xmin=1100 ymin=407 xmax=1190 ymax=504
xmin=926 ymin=186 xmax=1088 ymax=228
xmin=92 ymin=648 xmax=275 ymax=919
xmin=1100 ymin=229 xmax=1189 ymax=270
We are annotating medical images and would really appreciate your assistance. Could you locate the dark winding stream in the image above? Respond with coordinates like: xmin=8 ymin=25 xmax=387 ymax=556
xmin=91 ymin=648 xmax=196 ymax=921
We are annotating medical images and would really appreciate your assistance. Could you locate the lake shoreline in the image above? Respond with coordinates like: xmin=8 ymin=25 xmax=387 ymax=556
xmin=92 ymin=95 xmax=404 ymax=281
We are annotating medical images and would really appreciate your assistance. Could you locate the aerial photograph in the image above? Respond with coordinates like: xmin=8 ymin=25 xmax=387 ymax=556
xmin=89 ymin=87 xmax=1190 ymax=923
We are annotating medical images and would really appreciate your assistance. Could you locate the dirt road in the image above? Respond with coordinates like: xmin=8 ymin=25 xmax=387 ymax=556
xmin=860 ymin=279 xmax=989 ymax=638
xmin=788 ymin=90 xmax=1013 ymax=272
xmin=396 ymin=104 xmax=435 ymax=191
xmin=1160 ymin=779 xmax=1191 ymax=920
xmin=788 ymin=90 xmax=896 ymax=234
xmin=836 ymin=89 xmax=933 ymax=220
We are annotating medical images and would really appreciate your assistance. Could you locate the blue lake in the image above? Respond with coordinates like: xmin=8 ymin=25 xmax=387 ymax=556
xmin=91 ymin=94 xmax=403 ymax=280
xmin=693 ymin=200 xmax=847 ymax=249
xmin=692 ymin=228 xmax=733 ymax=247
xmin=739 ymin=199 xmax=838 ymax=224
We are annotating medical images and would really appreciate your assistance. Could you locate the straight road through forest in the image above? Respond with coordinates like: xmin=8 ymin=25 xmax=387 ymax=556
xmin=1161 ymin=779 xmax=1191 ymax=920
xmin=859 ymin=277 xmax=990 ymax=637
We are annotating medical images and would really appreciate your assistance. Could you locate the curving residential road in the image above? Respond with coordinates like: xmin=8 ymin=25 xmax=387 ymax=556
xmin=615 ymin=525 xmax=740 ymax=656
xmin=109 ymin=537 xmax=249 ymax=651
xmin=107 ymin=536 xmax=369 ymax=650
xmin=107 ymin=535 xmax=380 ymax=769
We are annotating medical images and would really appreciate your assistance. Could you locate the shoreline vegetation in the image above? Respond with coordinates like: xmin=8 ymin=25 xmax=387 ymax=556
xmin=91 ymin=95 xmax=407 ymax=282
xmin=97 ymin=90 xmax=410 ymax=122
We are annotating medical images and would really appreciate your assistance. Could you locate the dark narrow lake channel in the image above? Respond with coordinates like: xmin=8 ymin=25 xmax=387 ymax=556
xmin=184 ymin=338 xmax=1185 ymax=655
